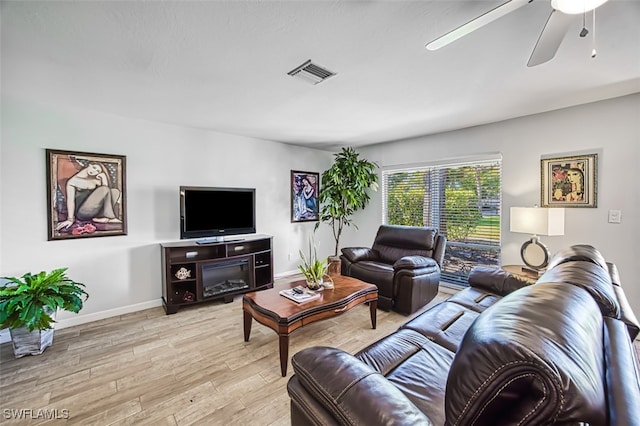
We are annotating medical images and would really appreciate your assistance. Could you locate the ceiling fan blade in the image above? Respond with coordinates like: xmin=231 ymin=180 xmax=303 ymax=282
xmin=527 ymin=9 xmax=575 ymax=67
xmin=426 ymin=0 xmax=531 ymax=51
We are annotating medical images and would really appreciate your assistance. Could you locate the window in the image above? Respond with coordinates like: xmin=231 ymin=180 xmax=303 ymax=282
xmin=382 ymin=154 xmax=502 ymax=285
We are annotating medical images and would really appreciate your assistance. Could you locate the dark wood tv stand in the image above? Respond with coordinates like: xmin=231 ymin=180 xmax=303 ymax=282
xmin=160 ymin=234 xmax=273 ymax=314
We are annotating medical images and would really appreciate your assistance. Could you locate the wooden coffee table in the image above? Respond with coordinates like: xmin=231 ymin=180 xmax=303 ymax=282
xmin=242 ymin=275 xmax=378 ymax=376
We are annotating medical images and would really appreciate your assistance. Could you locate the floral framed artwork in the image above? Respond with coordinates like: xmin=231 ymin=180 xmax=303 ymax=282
xmin=291 ymin=170 xmax=319 ymax=222
xmin=541 ymin=153 xmax=597 ymax=208
xmin=46 ymin=149 xmax=127 ymax=240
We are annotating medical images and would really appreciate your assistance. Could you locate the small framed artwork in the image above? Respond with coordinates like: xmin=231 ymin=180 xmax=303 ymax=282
xmin=541 ymin=153 xmax=597 ymax=208
xmin=46 ymin=149 xmax=127 ymax=240
xmin=291 ymin=170 xmax=319 ymax=222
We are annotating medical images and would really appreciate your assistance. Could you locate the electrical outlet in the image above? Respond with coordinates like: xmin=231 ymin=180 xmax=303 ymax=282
xmin=608 ymin=210 xmax=622 ymax=224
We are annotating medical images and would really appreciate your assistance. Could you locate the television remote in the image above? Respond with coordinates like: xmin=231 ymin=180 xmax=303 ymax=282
xmin=196 ymin=237 xmax=220 ymax=245
xmin=292 ymin=287 xmax=304 ymax=294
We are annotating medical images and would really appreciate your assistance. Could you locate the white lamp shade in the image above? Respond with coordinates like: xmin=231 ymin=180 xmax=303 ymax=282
xmin=510 ymin=207 xmax=565 ymax=236
xmin=551 ymin=0 xmax=608 ymax=14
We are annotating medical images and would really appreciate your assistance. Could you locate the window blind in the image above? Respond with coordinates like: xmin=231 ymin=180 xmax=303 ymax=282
xmin=382 ymin=155 xmax=502 ymax=285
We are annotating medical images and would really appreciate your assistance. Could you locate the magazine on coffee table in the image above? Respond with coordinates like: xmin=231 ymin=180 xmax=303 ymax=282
xmin=279 ymin=286 xmax=321 ymax=304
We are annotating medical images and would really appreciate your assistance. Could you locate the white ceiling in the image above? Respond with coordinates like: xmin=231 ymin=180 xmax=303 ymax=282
xmin=2 ymin=0 xmax=639 ymax=150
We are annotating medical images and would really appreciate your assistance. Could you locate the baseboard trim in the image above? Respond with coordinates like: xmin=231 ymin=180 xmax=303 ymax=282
xmin=2 ymin=289 xmax=637 ymax=347
xmin=0 ymin=299 xmax=165 ymax=344
xmin=275 ymin=270 xmax=301 ymax=279
xmin=11 ymin=273 xmax=301 ymax=334
xmin=27 ymin=273 xmax=300 ymax=333
xmin=55 ymin=299 xmax=163 ymax=330
xmin=439 ymin=283 xmax=461 ymax=295
xmin=0 ymin=272 xmax=445 ymax=346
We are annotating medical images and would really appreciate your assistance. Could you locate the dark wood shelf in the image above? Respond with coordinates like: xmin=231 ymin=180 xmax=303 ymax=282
xmin=161 ymin=235 xmax=273 ymax=314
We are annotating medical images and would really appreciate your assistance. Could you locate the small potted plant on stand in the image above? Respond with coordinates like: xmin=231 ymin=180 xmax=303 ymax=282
xmin=0 ymin=268 xmax=88 ymax=358
xmin=298 ymin=238 xmax=332 ymax=290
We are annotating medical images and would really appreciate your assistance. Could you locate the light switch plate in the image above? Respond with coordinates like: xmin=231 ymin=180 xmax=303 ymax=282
xmin=608 ymin=210 xmax=622 ymax=224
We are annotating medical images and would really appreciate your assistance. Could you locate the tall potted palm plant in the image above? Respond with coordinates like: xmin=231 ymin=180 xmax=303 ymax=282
xmin=0 ymin=268 xmax=88 ymax=358
xmin=316 ymin=147 xmax=378 ymax=271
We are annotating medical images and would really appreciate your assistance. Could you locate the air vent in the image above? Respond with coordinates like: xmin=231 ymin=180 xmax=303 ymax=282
xmin=287 ymin=60 xmax=336 ymax=85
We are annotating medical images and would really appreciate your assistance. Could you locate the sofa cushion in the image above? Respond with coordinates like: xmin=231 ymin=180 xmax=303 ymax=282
xmin=445 ymin=282 xmax=607 ymax=426
xmin=446 ymin=286 xmax=501 ymax=313
xmin=356 ymin=329 xmax=434 ymax=374
xmin=393 ymin=256 xmax=438 ymax=271
xmin=401 ymin=301 xmax=480 ymax=353
xmin=356 ymin=329 xmax=455 ymax=426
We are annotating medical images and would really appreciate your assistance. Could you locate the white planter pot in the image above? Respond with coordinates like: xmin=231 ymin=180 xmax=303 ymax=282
xmin=10 ymin=327 xmax=54 ymax=358
xmin=9 ymin=308 xmax=56 ymax=358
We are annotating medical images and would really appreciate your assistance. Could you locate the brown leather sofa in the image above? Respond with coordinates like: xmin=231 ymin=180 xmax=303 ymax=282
xmin=340 ymin=225 xmax=446 ymax=315
xmin=287 ymin=245 xmax=640 ymax=425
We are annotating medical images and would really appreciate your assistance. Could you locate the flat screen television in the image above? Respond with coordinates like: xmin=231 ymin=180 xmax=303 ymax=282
xmin=180 ymin=186 xmax=256 ymax=240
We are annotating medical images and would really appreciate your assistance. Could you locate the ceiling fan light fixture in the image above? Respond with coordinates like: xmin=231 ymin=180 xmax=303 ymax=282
xmin=551 ymin=0 xmax=608 ymax=14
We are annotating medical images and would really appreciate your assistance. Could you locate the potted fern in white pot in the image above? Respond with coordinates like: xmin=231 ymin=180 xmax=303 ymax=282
xmin=0 ymin=268 xmax=88 ymax=358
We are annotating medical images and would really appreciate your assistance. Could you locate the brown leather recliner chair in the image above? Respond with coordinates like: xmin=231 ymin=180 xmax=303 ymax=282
xmin=340 ymin=225 xmax=446 ymax=315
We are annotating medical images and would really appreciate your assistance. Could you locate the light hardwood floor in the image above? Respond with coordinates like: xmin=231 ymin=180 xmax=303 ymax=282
xmin=0 ymin=276 xmax=448 ymax=425
xmin=3 ymin=279 xmax=638 ymax=426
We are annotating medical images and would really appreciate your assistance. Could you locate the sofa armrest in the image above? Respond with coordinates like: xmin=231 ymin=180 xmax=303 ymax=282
xmin=341 ymin=247 xmax=377 ymax=263
xmin=603 ymin=317 xmax=640 ymax=426
xmin=468 ymin=266 xmax=531 ymax=296
xmin=612 ymin=285 xmax=640 ymax=339
xmin=393 ymin=255 xmax=438 ymax=271
xmin=446 ymin=282 xmax=608 ymax=425
xmin=607 ymin=262 xmax=640 ymax=339
xmin=290 ymin=346 xmax=433 ymax=425
xmin=432 ymin=234 xmax=447 ymax=267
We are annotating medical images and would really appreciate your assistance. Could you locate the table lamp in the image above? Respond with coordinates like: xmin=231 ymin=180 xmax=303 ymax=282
xmin=510 ymin=206 xmax=565 ymax=273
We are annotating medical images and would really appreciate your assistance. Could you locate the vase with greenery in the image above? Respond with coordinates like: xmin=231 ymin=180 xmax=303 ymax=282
xmin=298 ymin=238 xmax=329 ymax=290
xmin=0 ymin=268 xmax=88 ymax=358
xmin=316 ymin=147 xmax=379 ymax=257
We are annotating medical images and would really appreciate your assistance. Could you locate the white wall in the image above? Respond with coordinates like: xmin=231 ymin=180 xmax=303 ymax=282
xmin=3 ymin=94 xmax=638 ymax=328
xmin=0 ymin=98 xmax=334 ymax=326
xmin=344 ymin=93 xmax=640 ymax=316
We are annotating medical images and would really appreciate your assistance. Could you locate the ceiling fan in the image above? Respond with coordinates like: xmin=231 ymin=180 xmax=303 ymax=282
xmin=426 ymin=0 xmax=609 ymax=67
